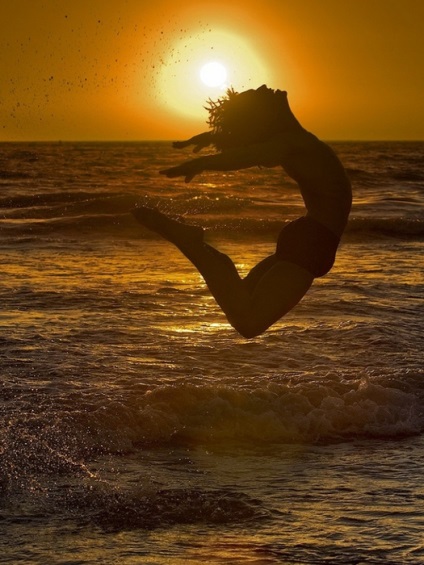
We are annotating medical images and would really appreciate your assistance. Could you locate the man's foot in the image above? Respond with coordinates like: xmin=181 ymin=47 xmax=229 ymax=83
xmin=132 ymin=205 xmax=204 ymax=246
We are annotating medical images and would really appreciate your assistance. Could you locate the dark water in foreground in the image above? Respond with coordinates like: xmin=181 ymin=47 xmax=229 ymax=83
xmin=0 ymin=141 xmax=423 ymax=563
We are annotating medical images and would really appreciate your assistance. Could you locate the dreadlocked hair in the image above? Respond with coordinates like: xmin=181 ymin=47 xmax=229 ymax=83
xmin=206 ymin=85 xmax=295 ymax=151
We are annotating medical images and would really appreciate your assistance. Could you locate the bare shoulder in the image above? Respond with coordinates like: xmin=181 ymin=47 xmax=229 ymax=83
xmin=278 ymin=130 xmax=350 ymax=186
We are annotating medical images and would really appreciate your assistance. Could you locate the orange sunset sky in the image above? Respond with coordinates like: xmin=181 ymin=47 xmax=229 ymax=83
xmin=1 ymin=0 xmax=423 ymax=141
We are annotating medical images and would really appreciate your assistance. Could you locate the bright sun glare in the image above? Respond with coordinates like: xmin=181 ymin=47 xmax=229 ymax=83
xmin=155 ymin=29 xmax=271 ymax=121
xmin=199 ymin=61 xmax=227 ymax=88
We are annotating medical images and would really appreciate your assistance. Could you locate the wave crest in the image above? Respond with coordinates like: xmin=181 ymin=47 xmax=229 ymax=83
xmin=65 ymin=377 xmax=423 ymax=451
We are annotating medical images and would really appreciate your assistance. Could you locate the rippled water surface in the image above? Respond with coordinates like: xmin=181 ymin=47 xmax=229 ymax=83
xmin=0 ymin=141 xmax=423 ymax=563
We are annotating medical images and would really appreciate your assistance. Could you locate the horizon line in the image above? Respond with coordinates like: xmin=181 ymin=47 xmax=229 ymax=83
xmin=1 ymin=138 xmax=424 ymax=144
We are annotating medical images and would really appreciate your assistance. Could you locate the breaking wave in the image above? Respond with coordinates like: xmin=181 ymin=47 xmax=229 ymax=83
xmin=2 ymin=374 xmax=422 ymax=471
xmin=0 ymin=189 xmax=423 ymax=241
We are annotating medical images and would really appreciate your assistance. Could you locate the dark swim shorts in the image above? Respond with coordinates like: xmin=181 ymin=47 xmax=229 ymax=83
xmin=275 ymin=216 xmax=340 ymax=278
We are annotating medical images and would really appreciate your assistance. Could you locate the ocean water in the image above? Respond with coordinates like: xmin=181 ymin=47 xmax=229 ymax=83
xmin=0 ymin=140 xmax=423 ymax=564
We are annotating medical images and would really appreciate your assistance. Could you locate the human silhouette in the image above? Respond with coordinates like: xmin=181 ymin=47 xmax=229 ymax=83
xmin=133 ymin=85 xmax=352 ymax=338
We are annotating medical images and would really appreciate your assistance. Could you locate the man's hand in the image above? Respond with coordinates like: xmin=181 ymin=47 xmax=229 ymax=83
xmin=172 ymin=132 xmax=214 ymax=153
xmin=160 ymin=158 xmax=205 ymax=183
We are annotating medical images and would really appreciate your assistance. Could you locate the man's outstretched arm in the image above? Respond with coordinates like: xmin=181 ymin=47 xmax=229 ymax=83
xmin=160 ymin=139 xmax=285 ymax=182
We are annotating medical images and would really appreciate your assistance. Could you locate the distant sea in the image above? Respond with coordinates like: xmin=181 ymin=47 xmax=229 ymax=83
xmin=1 ymin=141 xmax=423 ymax=564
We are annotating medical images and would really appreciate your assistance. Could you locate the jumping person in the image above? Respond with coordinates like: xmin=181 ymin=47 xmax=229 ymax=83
xmin=133 ymin=86 xmax=352 ymax=338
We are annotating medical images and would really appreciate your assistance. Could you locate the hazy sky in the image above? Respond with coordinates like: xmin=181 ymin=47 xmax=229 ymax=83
xmin=1 ymin=0 xmax=423 ymax=141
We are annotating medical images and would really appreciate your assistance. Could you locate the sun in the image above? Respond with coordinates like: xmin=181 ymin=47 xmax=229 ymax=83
xmin=154 ymin=29 xmax=271 ymax=120
xmin=199 ymin=61 xmax=228 ymax=88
